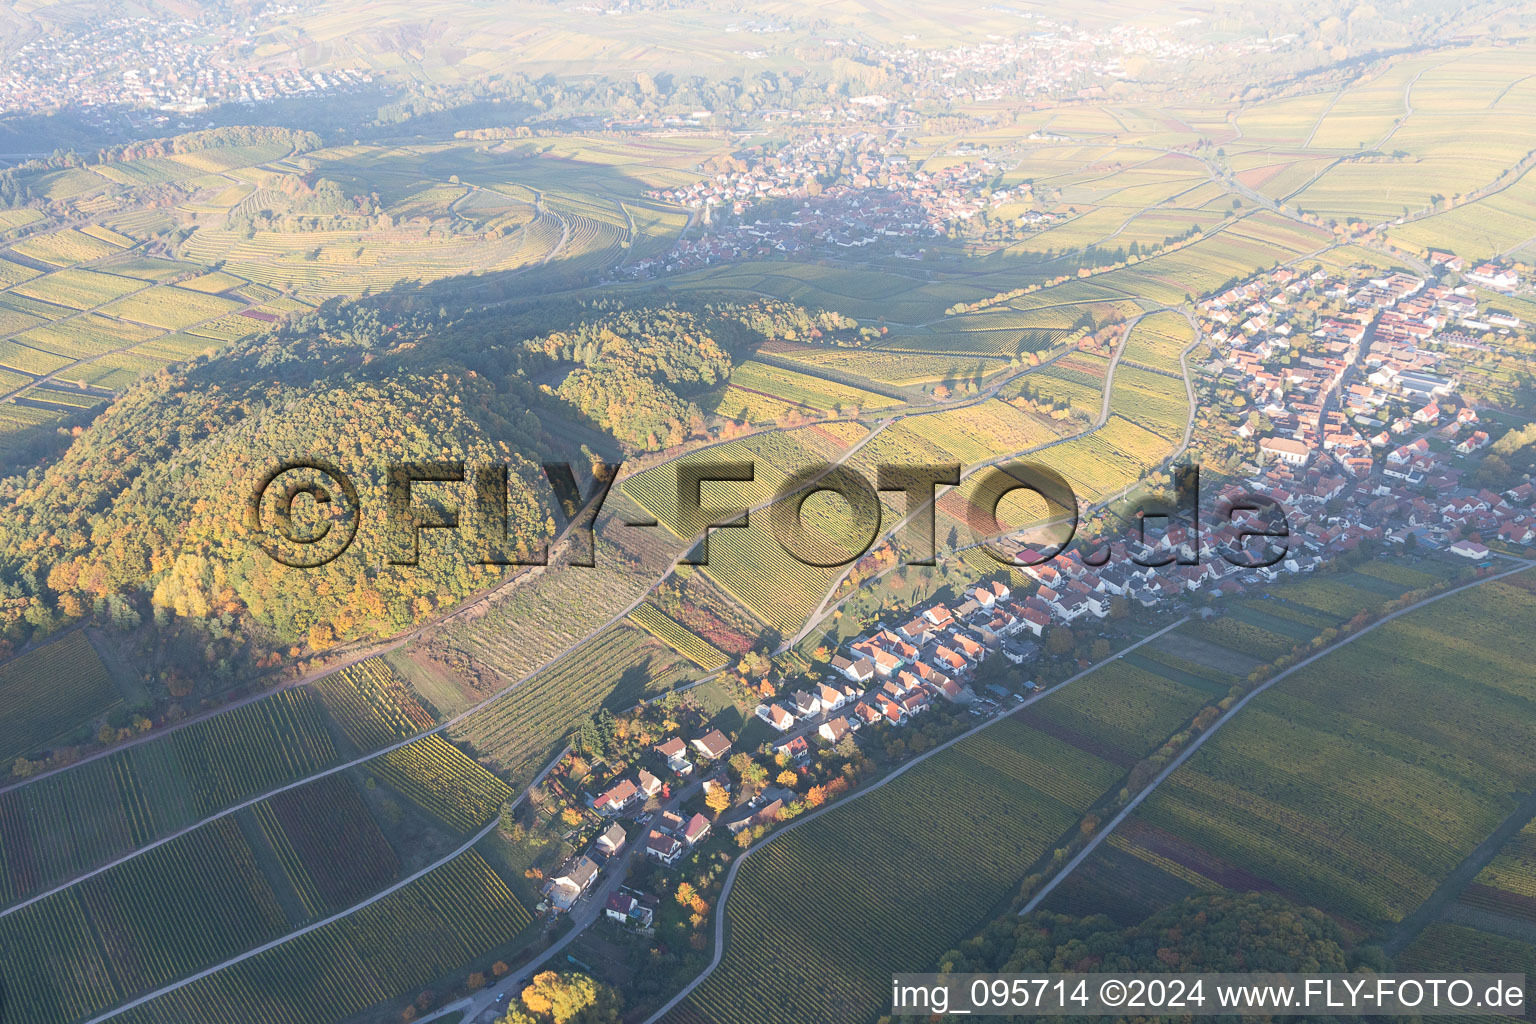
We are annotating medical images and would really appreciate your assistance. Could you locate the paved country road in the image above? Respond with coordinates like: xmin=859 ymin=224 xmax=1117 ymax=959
xmin=1017 ymin=556 xmax=1536 ymax=917
xmin=639 ymin=615 xmax=1193 ymax=1024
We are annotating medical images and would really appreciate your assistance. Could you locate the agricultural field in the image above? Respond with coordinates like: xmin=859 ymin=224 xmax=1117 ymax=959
xmin=0 ymin=631 xmax=119 ymax=765
xmin=0 ymin=686 xmax=338 ymax=907
xmin=367 ymin=733 xmax=513 ymax=833
xmin=253 ymin=773 xmax=400 ymax=916
xmin=10 ymin=227 xmax=126 ymax=267
xmin=764 ymin=342 xmax=1008 ymax=387
xmin=311 ymin=656 xmax=438 ymax=752
xmin=99 ymin=286 xmax=245 ymax=330
xmin=668 ymin=635 xmax=1213 ymax=1024
xmin=620 ymin=424 xmax=862 ymax=537
xmin=0 ymin=815 xmax=288 ymax=1024
xmin=629 ymin=603 xmax=729 ymax=669
xmin=453 ymin=624 xmax=698 ymax=784
xmin=878 ymin=399 xmax=1070 ymax=468
xmin=1121 ymin=309 xmax=1194 ymax=366
xmin=10 ymin=267 xmax=142 ymax=310
xmin=429 ymin=560 xmax=675 ymax=708
xmin=1054 ymin=573 xmax=1536 ymax=934
xmin=724 ymin=359 xmax=900 ymax=414
xmin=111 ymin=849 xmax=534 ymax=1024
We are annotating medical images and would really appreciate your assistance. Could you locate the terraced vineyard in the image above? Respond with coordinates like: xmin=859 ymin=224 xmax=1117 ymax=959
xmin=0 ymin=631 xmax=119 ymax=764
xmin=453 ymin=624 xmax=697 ymax=782
xmin=112 ymin=849 xmax=534 ymax=1024
xmin=1054 ymin=574 xmax=1536 ymax=934
xmin=0 ymin=686 xmax=336 ymax=906
xmin=368 ymin=734 xmax=513 ymax=833
xmin=667 ymin=640 xmax=1209 ymax=1024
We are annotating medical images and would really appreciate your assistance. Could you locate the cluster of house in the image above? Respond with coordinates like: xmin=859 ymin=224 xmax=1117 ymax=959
xmin=625 ymin=143 xmax=1020 ymax=276
xmin=1200 ymin=254 xmax=1536 ymax=562
xmin=0 ymin=11 xmax=370 ymax=116
xmin=1205 ymin=257 xmax=1526 ymax=482
xmin=639 ymin=808 xmax=712 ymax=867
xmin=755 ymin=581 xmax=1046 ymax=748
xmin=545 ymin=819 xmax=631 ymax=912
xmin=852 ymin=18 xmax=1206 ymax=106
xmin=541 ymin=728 xmax=737 ymax=914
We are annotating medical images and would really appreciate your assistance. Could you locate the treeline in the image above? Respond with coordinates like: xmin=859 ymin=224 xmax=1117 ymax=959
xmin=226 ymin=173 xmax=381 ymax=234
xmin=0 ymin=126 xmax=323 ymax=211
xmin=934 ymin=892 xmax=1378 ymax=979
xmin=0 ymin=289 xmax=851 ymax=693
xmin=95 ymin=125 xmax=322 ymax=163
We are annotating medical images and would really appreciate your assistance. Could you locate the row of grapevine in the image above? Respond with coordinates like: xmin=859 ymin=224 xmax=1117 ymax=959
xmin=255 ymin=773 xmax=400 ymax=915
xmin=113 ymin=850 xmax=534 ymax=1024
xmin=312 ymin=657 xmax=437 ymax=751
xmin=0 ymin=816 xmax=288 ymax=1024
xmin=1117 ymin=578 xmax=1536 ymax=932
xmin=0 ymin=631 xmax=120 ymax=765
xmin=453 ymin=625 xmax=695 ymax=781
xmin=0 ymin=686 xmax=335 ymax=907
xmin=628 ymin=603 xmax=728 ymax=669
xmin=368 ymin=734 xmax=513 ymax=834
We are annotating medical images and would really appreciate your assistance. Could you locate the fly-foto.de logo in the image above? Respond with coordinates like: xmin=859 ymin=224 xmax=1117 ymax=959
xmin=247 ymin=459 xmax=1291 ymax=571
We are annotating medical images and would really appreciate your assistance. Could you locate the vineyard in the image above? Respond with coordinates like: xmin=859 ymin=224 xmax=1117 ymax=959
xmin=0 ymin=631 xmax=119 ymax=765
xmin=629 ymin=603 xmax=728 ymax=669
xmin=1021 ymin=659 xmax=1208 ymax=763
xmin=1121 ymin=577 xmax=1536 ymax=932
xmin=1396 ymin=924 xmax=1536 ymax=1016
xmin=773 ymin=344 xmax=1008 ymax=386
xmin=0 ymin=686 xmax=337 ymax=907
xmin=669 ymin=640 xmax=1212 ymax=1024
xmin=0 ymin=816 xmax=288 ymax=1024
xmin=1184 ymin=615 xmax=1299 ymax=662
xmin=78 ymin=816 xmax=289 ymax=995
xmin=1457 ymin=818 xmax=1536 ymax=927
xmin=434 ymin=562 xmax=666 ymax=701
xmin=112 ymin=849 xmax=535 ymax=1024
xmin=1109 ymin=363 xmax=1188 ymax=442
xmin=453 ymin=625 xmax=696 ymax=783
xmin=169 ymin=688 xmax=338 ymax=816
xmin=11 ymin=268 xmax=142 ymax=310
xmin=312 ymin=657 xmax=437 ymax=752
xmin=99 ymin=286 xmax=245 ymax=330
xmin=700 ymin=524 xmax=846 ymax=636
xmin=620 ymin=427 xmax=847 ymax=536
xmin=255 ymin=773 xmax=400 ymax=915
xmin=1122 ymin=310 xmax=1194 ymax=365
xmin=726 ymin=359 xmax=899 ymax=413
xmin=886 ymin=400 xmax=1068 ymax=468
xmin=368 ymin=734 xmax=513 ymax=833
xmin=1039 ymin=416 xmax=1173 ymax=503
xmin=676 ymin=720 xmax=1095 ymax=1024
xmin=11 ymin=227 xmax=125 ymax=267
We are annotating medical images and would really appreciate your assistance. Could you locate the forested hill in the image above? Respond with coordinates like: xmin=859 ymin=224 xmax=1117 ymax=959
xmin=0 ymin=292 xmax=861 ymax=691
